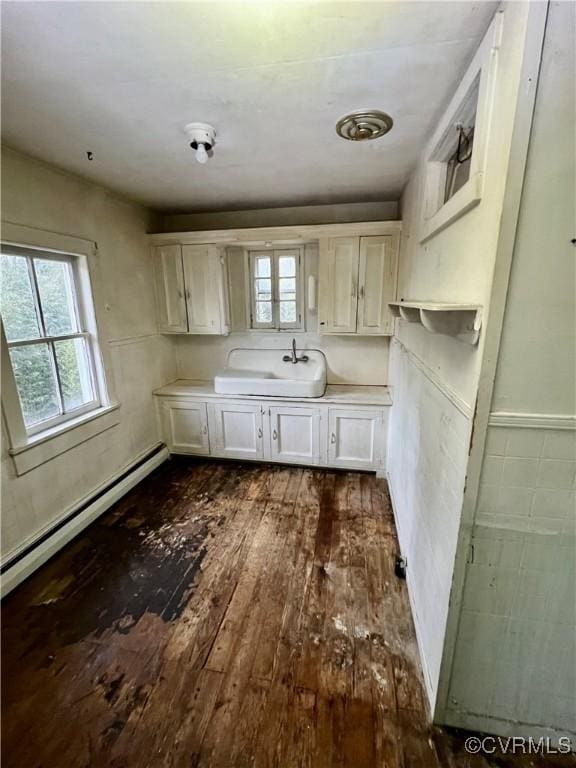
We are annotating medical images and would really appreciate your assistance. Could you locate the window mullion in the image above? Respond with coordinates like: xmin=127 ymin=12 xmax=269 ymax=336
xmin=273 ymin=252 xmax=279 ymax=329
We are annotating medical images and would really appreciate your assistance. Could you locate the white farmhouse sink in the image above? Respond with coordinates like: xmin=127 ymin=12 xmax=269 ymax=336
xmin=214 ymin=348 xmax=327 ymax=398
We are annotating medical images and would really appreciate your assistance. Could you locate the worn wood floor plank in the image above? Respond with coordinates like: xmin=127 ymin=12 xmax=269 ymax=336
xmin=3 ymin=459 xmax=575 ymax=768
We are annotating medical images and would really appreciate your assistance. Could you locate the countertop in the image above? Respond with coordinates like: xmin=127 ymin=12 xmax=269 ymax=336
xmin=154 ymin=380 xmax=392 ymax=407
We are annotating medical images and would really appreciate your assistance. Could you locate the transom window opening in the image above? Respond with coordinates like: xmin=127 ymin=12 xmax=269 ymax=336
xmin=0 ymin=246 xmax=101 ymax=434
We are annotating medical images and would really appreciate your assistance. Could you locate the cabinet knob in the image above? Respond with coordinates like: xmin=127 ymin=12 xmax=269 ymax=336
xmin=359 ymin=286 xmax=365 ymax=299
xmin=273 ymin=429 xmax=278 ymax=441
xmin=257 ymin=428 xmax=263 ymax=439
xmin=331 ymin=433 xmax=336 ymax=444
xmin=202 ymin=425 xmax=207 ymax=435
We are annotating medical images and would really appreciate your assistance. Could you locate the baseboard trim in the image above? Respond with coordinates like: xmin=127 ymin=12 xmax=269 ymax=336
xmin=386 ymin=469 xmax=436 ymax=714
xmin=489 ymin=411 xmax=576 ymax=430
xmin=1 ymin=444 xmax=169 ymax=597
xmin=443 ymin=708 xmax=576 ymax=747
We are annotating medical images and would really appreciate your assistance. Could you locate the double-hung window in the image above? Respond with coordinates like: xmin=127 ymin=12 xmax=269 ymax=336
xmin=249 ymin=249 xmax=302 ymax=330
xmin=0 ymin=245 xmax=102 ymax=435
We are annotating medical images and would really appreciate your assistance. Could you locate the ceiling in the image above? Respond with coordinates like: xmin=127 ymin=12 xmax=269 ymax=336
xmin=1 ymin=1 xmax=497 ymax=212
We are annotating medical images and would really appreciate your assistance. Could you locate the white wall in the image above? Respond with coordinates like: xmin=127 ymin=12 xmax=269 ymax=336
xmin=1 ymin=148 xmax=176 ymax=562
xmin=176 ymin=332 xmax=390 ymax=386
xmin=176 ymin=242 xmax=391 ymax=386
xmin=387 ymin=2 xmax=535 ymax=711
xmin=162 ymin=201 xmax=398 ymax=233
xmin=387 ymin=339 xmax=471 ymax=700
xmin=445 ymin=1 xmax=576 ymax=740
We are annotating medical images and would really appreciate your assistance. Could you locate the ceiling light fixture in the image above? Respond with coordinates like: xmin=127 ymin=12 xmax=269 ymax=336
xmin=335 ymin=110 xmax=393 ymax=141
xmin=184 ymin=122 xmax=216 ymax=164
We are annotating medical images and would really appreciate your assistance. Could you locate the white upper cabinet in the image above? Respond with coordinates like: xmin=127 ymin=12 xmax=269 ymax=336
xmin=357 ymin=235 xmax=398 ymax=335
xmin=153 ymin=245 xmax=188 ymax=333
xmin=318 ymin=235 xmax=398 ymax=335
xmin=182 ymin=245 xmax=228 ymax=334
xmin=153 ymin=244 xmax=229 ymax=335
xmin=318 ymin=237 xmax=359 ymax=333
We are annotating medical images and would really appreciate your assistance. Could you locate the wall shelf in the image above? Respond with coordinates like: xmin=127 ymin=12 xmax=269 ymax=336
xmin=388 ymin=302 xmax=482 ymax=345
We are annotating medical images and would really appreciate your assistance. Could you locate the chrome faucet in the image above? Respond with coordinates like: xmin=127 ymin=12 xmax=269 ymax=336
xmin=283 ymin=338 xmax=309 ymax=365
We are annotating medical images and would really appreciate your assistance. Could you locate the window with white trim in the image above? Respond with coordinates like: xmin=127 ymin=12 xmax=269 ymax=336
xmin=0 ymin=245 xmax=103 ymax=435
xmin=249 ymin=249 xmax=302 ymax=330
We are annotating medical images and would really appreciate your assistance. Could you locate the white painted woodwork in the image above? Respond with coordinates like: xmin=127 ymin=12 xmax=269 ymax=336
xmin=269 ymin=406 xmax=321 ymax=465
xmin=319 ymin=235 xmax=398 ymax=336
xmin=155 ymin=381 xmax=391 ymax=407
xmin=388 ymin=302 xmax=482 ymax=344
xmin=154 ymin=383 xmax=389 ymax=471
xmin=162 ymin=400 xmax=209 ymax=455
xmin=182 ymin=245 xmax=227 ymax=334
xmin=328 ymin=408 xmax=382 ymax=470
xmin=357 ymin=235 xmax=398 ymax=335
xmin=153 ymin=245 xmax=188 ymax=333
xmin=387 ymin=340 xmax=471 ymax=705
xmin=441 ymin=2 xmax=576 ymax=742
xmin=389 ymin=2 xmax=547 ymax=721
xmin=208 ymin=402 xmax=264 ymax=460
xmin=420 ymin=13 xmax=503 ymax=243
xmin=150 ymin=220 xmax=402 ymax=247
xmin=319 ymin=236 xmax=359 ymax=333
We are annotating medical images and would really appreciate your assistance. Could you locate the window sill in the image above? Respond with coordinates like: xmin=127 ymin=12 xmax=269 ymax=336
xmin=420 ymin=171 xmax=483 ymax=243
xmin=8 ymin=404 xmax=121 ymax=476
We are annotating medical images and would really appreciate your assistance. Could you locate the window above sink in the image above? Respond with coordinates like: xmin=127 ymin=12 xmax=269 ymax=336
xmin=249 ymin=248 xmax=303 ymax=331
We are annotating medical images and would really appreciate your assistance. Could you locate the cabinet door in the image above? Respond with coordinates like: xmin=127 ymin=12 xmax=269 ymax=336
xmin=182 ymin=245 xmax=227 ymax=334
xmin=269 ymin=406 xmax=321 ymax=465
xmin=162 ymin=400 xmax=209 ymax=454
xmin=153 ymin=245 xmax=188 ymax=333
xmin=318 ymin=237 xmax=359 ymax=333
xmin=328 ymin=409 xmax=382 ymax=470
xmin=357 ymin=236 xmax=398 ymax=335
xmin=208 ymin=403 xmax=264 ymax=460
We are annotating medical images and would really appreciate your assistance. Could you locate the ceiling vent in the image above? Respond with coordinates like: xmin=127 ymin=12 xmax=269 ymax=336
xmin=335 ymin=110 xmax=393 ymax=141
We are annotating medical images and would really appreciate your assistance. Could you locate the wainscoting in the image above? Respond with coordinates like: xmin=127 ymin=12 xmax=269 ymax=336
xmin=446 ymin=416 xmax=576 ymax=742
xmin=387 ymin=338 xmax=473 ymax=708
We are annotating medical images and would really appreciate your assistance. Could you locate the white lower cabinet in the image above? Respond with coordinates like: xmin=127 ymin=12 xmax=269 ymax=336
xmin=269 ymin=406 xmax=321 ymax=465
xmin=208 ymin=402 xmax=264 ymax=460
xmin=161 ymin=400 xmax=210 ymax=455
xmin=157 ymin=396 xmax=386 ymax=471
xmin=328 ymin=408 xmax=383 ymax=470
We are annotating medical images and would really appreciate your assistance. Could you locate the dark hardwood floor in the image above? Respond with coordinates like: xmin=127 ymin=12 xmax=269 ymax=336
xmin=2 ymin=458 xmax=574 ymax=767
